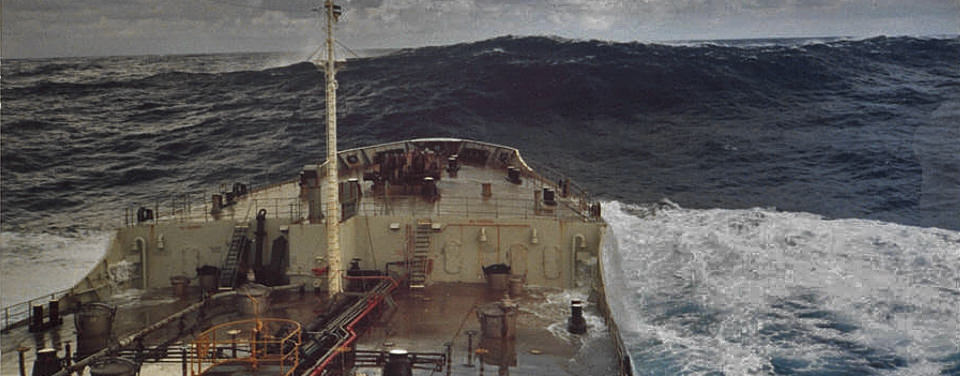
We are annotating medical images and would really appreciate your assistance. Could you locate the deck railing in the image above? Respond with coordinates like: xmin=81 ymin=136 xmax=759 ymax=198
xmin=525 ymin=159 xmax=592 ymax=202
xmin=121 ymin=156 xmax=600 ymax=227
xmin=125 ymin=190 xmax=599 ymax=227
xmin=1 ymin=289 xmax=72 ymax=332
xmin=192 ymin=318 xmax=302 ymax=376
xmin=121 ymin=179 xmax=302 ymax=226
xmin=354 ymin=194 xmax=598 ymax=221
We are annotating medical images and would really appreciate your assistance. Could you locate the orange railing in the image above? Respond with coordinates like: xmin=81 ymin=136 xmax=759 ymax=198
xmin=191 ymin=317 xmax=302 ymax=376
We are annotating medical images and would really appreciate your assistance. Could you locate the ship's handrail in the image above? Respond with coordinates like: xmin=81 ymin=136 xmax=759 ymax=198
xmin=524 ymin=159 xmax=592 ymax=201
xmin=119 ymin=151 xmax=601 ymax=227
xmin=123 ymin=191 xmax=599 ymax=227
xmin=192 ymin=318 xmax=302 ymax=376
xmin=121 ymin=178 xmax=303 ymax=226
xmin=354 ymin=194 xmax=600 ymax=222
xmin=1 ymin=288 xmax=72 ymax=332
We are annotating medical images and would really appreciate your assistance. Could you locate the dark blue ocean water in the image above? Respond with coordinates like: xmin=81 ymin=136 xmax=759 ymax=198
xmin=2 ymin=35 xmax=959 ymax=375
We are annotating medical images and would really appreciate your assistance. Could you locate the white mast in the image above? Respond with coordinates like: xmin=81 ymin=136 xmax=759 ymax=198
xmin=322 ymin=0 xmax=342 ymax=296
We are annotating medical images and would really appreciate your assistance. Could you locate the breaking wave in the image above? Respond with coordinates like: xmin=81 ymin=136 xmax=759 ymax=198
xmin=603 ymin=201 xmax=960 ymax=375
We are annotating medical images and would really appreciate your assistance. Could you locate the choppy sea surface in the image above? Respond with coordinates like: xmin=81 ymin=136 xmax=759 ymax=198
xmin=2 ymin=35 xmax=959 ymax=375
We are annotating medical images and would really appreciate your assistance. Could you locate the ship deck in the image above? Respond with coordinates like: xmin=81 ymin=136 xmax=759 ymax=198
xmin=200 ymin=282 xmax=620 ymax=375
xmin=352 ymin=282 xmax=619 ymax=376
xmin=2 ymin=283 xmax=619 ymax=375
xmin=1 ymin=139 xmax=616 ymax=375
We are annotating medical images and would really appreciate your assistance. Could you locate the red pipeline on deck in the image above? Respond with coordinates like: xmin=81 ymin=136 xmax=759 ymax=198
xmin=309 ymin=275 xmax=398 ymax=375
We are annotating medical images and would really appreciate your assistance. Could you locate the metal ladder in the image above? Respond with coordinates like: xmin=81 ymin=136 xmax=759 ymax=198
xmin=409 ymin=221 xmax=431 ymax=290
xmin=219 ymin=225 xmax=249 ymax=290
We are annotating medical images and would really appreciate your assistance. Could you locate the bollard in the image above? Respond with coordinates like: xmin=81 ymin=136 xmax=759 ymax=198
xmin=49 ymin=300 xmax=61 ymax=326
xmin=32 ymin=348 xmax=61 ymax=376
xmin=567 ymin=300 xmax=587 ymax=334
xmin=383 ymin=349 xmax=412 ymax=376
xmin=30 ymin=304 xmax=44 ymax=332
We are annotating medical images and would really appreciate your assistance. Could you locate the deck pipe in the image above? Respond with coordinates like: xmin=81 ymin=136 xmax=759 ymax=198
xmin=301 ymin=277 xmax=398 ymax=375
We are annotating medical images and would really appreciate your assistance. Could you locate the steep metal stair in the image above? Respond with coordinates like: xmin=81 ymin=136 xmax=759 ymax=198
xmin=409 ymin=220 xmax=431 ymax=290
xmin=219 ymin=225 xmax=249 ymax=290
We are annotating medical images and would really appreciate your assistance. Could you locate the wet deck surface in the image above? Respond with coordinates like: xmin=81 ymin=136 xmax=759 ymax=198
xmin=0 ymin=288 xmax=201 ymax=376
xmin=355 ymin=282 xmax=604 ymax=376
xmin=3 ymin=283 xmax=617 ymax=375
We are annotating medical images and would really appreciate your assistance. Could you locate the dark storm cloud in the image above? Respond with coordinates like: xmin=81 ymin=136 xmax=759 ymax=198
xmin=2 ymin=0 xmax=957 ymax=58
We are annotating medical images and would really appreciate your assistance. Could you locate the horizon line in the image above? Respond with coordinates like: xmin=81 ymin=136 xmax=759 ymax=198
xmin=3 ymin=33 xmax=957 ymax=60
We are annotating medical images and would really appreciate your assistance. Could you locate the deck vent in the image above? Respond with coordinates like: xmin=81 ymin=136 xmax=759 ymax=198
xmin=477 ymin=299 xmax=518 ymax=339
xmin=75 ymin=303 xmax=117 ymax=358
xmin=170 ymin=276 xmax=190 ymax=297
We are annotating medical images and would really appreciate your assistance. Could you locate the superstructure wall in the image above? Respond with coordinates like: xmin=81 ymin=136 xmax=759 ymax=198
xmin=71 ymin=213 xmax=603 ymax=301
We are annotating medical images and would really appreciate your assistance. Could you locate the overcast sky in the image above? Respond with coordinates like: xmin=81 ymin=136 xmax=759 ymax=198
xmin=2 ymin=0 xmax=958 ymax=58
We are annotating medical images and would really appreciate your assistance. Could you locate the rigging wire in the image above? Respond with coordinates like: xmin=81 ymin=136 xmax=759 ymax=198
xmin=200 ymin=0 xmax=361 ymax=62
xmin=336 ymin=40 xmax=362 ymax=59
xmin=305 ymin=6 xmax=361 ymax=61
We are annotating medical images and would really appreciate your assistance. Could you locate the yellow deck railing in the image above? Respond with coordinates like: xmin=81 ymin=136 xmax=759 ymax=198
xmin=191 ymin=318 xmax=301 ymax=376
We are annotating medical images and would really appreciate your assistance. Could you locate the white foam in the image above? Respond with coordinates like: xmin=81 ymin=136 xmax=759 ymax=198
xmin=0 ymin=230 xmax=110 ymax=307
xmin=602 ymin=200 xmax=960 ymax=375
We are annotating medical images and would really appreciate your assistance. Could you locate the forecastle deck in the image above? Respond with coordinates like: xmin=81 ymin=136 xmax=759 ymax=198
xmin=1 ymin=139 xmax=631 ymax=376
